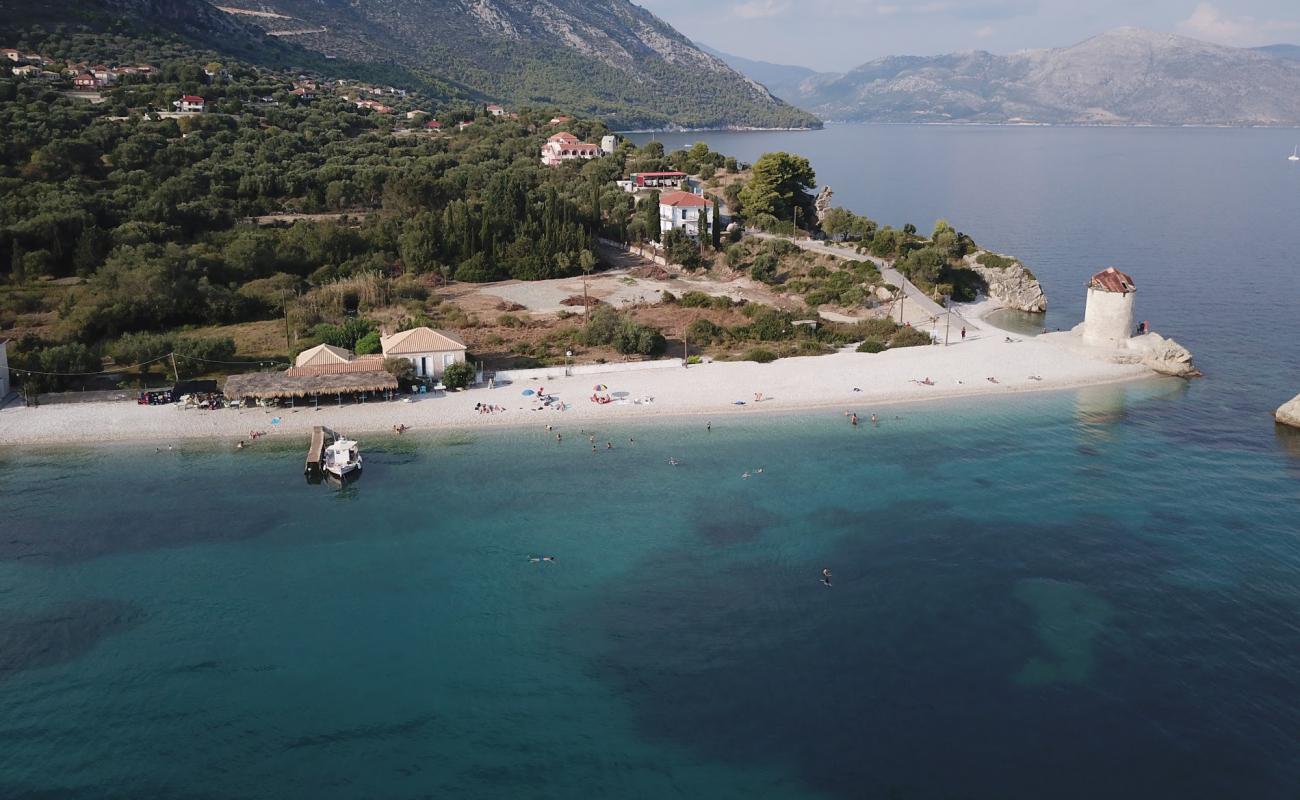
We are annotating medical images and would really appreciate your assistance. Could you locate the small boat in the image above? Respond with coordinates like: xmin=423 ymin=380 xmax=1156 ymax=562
xmin=1290 ymin=146 xmax=1300 ymax=162
xmin=322 ymin=437 xmax=362 ymax=477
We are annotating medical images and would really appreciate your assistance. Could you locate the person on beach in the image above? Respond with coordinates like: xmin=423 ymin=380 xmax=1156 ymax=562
xmin=961 ymin=326 xmax=966 ymax=341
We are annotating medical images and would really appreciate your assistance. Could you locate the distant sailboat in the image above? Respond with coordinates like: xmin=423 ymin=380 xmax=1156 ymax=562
xmin=1290 ymin=145 xmax=1300 ymax=162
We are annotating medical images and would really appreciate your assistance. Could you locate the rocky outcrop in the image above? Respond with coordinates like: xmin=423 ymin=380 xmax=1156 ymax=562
xmin=966 ymin=254 xmax=1047 ymax=313
xmin=1276 ymin=394 xmax=1300 ymax=428
xmin=813 ymin=186 xmax=833 ymax=226
xmin=1112 ymin=332 xmax=1201 ymax=378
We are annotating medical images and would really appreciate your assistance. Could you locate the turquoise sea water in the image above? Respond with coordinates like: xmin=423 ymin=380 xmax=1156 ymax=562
xmin=3 ymin=126 xmax=1300 ymax=798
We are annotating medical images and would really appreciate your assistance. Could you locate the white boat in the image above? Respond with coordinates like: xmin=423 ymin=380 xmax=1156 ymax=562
xmin=322 ymin=437 xmax=362 ymax=477
xmin=1290 ymin=146 xmax=1299 ymax=162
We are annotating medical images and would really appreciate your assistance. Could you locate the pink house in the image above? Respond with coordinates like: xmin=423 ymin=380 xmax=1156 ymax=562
xmin=541 ymin=132 xmax=601 ymax=166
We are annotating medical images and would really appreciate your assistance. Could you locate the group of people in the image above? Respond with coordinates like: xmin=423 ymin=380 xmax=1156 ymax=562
xmin=475 ymin=403 xmax=505 ymax=414
xmin=392 ymin=424 xmax=410 ymax=434
xmin=846 ymin=412 xmax=879 ymax=427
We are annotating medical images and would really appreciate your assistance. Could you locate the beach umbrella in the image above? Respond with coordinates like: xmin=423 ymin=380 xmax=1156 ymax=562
xmin=593 ymin=384 xmax=608 ymax=391
xmin=612 ymin=391 xmax=630 ymax=399
xmin=521 ymin=389 xmax=535 ymax=396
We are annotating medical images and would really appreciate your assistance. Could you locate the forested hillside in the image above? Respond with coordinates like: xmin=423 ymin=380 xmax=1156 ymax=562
xmin=0 ymin=30 xmax=739 ymax=386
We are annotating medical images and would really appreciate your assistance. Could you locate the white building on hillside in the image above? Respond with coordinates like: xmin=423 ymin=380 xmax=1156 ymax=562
xmin=172 ymin=95 xmax=205 ymax=113
xmin=295 ymin=343 xmax=354 ymax=368
xmin=380 ymin=327 xmax=467 ymax=380
xmin=658 ymin=190 xmax=712 ymax=239
xmin=541 ymin=132 xmax=601 ymax=166
xmin=600 ymin=134 xmax=617 ymax=155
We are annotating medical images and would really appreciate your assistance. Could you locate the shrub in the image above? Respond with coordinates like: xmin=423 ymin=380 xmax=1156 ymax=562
xmin=742 ymin=347 xmax=777 ymax=363
xmin=725 ymin=244 xmax=746 ymax=268
xmin=384 ymin=356 xmax=416 ymax=385
xmin=680 ymin=291 xmax=714 ymax=308
xmin=857 ymin=338 xmax=886 ymax=353
xmin=976 ymin=252 xmax=1017 ymax=270
xmin=855 ymin=318 xmax=900 ymax=338
xmin=660 ymin=291 xmax=677 ymax=304
xmin=765 ymin=238 xmax=800 ymax=257
xmin=354 ymin=331 xmax=382 ymax=355
xmin=612 ymin=319 xmax=666 ymax=356
xmin=686 ymin=354 xmax=703 ymax=365
xmin=441 ymin=360 xmax=475 ymax=390
xmin=497 ymin=313 xmax=525 ymax=328
xmin=687 ymin=318 xmax=722 ymax=344
xmin=750 ymin=253 xmax=778 ymax=284
xmin=889 ymin=327 xmax=934 ymax=348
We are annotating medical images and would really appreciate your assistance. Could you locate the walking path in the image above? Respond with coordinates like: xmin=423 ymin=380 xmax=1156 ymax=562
xmin=745 ymin=230 xmax=980 ymax=337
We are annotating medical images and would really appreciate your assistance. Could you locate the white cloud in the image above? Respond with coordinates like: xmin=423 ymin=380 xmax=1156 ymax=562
xmin=732 ymin=0 xmax=789 ymax=19
xmin=1176 ymin=2 xmax=1300 ymax=46
xmin=974 ymin=24 xmax=996 ymax=38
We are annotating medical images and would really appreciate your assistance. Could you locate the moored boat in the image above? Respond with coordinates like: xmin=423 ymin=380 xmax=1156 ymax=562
xmin=323 ymin=437 xmax=362 ymax=477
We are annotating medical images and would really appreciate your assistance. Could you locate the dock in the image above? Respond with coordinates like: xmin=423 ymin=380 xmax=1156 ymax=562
xmin=305 ymin=426 xmax=337 ymax=475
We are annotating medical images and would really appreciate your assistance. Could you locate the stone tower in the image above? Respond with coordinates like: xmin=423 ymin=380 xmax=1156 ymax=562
xmin=1082 ymin=267 xmax=1136 ymax=346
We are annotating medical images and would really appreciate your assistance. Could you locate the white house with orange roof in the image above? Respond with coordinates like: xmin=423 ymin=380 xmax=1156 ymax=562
xmin=380 ymin=327 xmax=467 ymax=379
xmin=658 ymin=191 xmax=712 ymax=239
xmin=541 ymin=132 xmax=601 ymax=166
xmin=173 ymin=95 xmax=205 ymax=112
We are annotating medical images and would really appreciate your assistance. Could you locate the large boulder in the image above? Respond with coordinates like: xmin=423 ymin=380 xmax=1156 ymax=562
xmin=1277 ymin=394 xmax=1300 ymax=429
xmin=1119 ymin=332 xmax=1201 ymax=378
xmin=966 ymin=253 xmax=1047 ymax=312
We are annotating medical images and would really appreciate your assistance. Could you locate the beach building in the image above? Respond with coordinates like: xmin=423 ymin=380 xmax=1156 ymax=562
xmin=659 ymin=191 xmax=712 ymax=239
xmin=295 ymin=343 xmax=354 ymax=369
xmin=224 ymin=345 xmax=394 ymax=405
xmin=541 ymin=132 xmax=601 ymax=166
xmin=354 ymin=98 xmax=393 ymax=114
xmin=380 ymin=327 xmax=467 ymax=380
xmin=1082 ymin=267 xmax=1136 ymax=345
xmin=173 ymin=95 xmax=205 ymax=113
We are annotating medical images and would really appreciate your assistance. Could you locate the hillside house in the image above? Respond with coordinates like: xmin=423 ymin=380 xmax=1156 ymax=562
xmin=406 ymin=109 xmax=427 ymax=119
xmin=173 ymin=95 xmax=205 ymax=113
xmin=549 ymin=115 xmax=571 ymax=126
xmin=541 ymin=132 xmax=601 ymax=166
xmin=659 ymin=191 xmax=713 ymax=239
xmin=380 ymin=327 xmax=467 ymax=380
xmin=2 ymin=49 xmax=19 ymax=62
xmin=354 ymin=98 xmax=393 ymax=114
xmin=11 ymin=64 xmax=39 ymax=77
xmin=91 ymin=66 xmax=116 ymax=83
xmin=486 ymin=104 xmax=505 ymax=116
xmin=72 ymin=73 xmax=101 ymax=89
xmin=424 ymin=119 xmax=443 ymax=130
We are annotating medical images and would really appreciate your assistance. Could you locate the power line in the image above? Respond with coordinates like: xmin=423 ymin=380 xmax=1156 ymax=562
xmin=10 ymin=351 xmax=288 ymax=377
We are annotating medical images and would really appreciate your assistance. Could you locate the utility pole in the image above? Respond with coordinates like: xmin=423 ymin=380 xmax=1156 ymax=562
xmin=897 ymin=288 xmax=906 ymax=325
xmin=169 ymin=352 xmax=180 ymax=383
xmin=281 ymin=289 xmax=292 ymax=354
xmin=944 ymin=295 xmax=952 ymax=346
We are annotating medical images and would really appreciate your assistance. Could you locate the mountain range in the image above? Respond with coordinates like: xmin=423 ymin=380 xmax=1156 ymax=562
xmin=0 ymin=0 xmax=819 ymax=130
xmin=707 ymin=28 xmax=1300 ymax=126
xmin=201 ymin=0 xmax=819 ymax=129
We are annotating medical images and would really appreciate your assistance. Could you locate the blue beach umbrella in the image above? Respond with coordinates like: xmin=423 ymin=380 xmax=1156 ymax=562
xmin=521 ymin=389 xmax=536 ymax=396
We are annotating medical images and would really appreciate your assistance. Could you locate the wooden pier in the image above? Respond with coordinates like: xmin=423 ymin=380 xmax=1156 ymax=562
xmin=304 ymin=426 xmax=337 ymax=475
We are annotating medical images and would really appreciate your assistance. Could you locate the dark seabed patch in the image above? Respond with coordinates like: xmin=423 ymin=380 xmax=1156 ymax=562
xmin=0 ymin=600 xmax=143 ymax=680
xmin=590 ymin=502 xmax=1299 ymax=799
xmin=282 ymin=713 xmax=440 ymax=751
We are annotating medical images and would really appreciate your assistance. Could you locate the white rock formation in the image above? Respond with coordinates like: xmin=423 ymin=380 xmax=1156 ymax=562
xmin=966 ymin=254 xmax=1047 ymax=312
xmin=1111 ymin=332 xmax=1201 ymax=378
xmin=1276 ymin=394 xmax=1300 ymax=428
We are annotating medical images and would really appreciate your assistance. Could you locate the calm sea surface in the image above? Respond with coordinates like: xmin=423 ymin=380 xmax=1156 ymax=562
xmin=3 ymin=125 xmax=1299 ymax=799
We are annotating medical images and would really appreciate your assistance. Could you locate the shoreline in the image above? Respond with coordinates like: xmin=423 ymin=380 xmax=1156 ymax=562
xmin=0 ymin=332 xmax=1159 ymax=450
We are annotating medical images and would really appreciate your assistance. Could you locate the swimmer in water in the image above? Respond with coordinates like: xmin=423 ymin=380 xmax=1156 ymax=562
xmin=870 ymin=413 xmax=878 ymax=426
xmin=821 ymin=568 xmax=832 ymax=587
xmin=742 ymin=471 xmax=751 ymax=479
xmin=755 ymin=468 xmax=763 ymax=474
xmin=851 ymin=412 xmax=858 ymax=426
xmin=668 ymin=458 xmax=679 ymax=466
xmin=542 ymin=556 xmax=555 ymax=563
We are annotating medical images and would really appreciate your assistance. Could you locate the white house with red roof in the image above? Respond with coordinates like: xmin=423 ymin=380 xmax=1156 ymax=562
xmin=173 ymin=95 xmax=205 ymax=113
xmin=486 ymin=103 xmax=505 ymax=117
xmin=659 ymin=191 xmax=712 ymax=239
xmin=72 ymin=72 xmax=101 ymax=89
xmin=541 ymin=132 xmax=601 ymax=166
xmin=354 ymin=98 xmax=393 ymax=114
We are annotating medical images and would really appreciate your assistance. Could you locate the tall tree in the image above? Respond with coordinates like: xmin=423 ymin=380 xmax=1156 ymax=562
xmin=737 ymin=152 xmax=816 ymax=223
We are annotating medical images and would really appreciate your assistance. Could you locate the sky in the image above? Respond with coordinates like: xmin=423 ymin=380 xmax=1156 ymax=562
xmin=637 ymin=0 xmax=1300 ymax=72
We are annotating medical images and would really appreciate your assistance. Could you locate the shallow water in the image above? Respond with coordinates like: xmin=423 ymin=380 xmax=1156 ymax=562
xmin=3 ymin=125 xmax=1300 ymax=798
